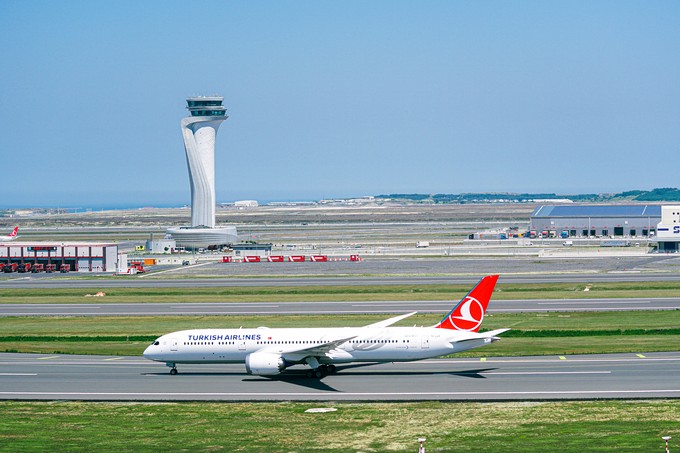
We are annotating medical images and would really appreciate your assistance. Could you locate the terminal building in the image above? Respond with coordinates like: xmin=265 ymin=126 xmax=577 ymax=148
xmin=0 ymin=242 xmax=120 ymax=273
xmin=530 ymin=205 xmax=661 ymax=238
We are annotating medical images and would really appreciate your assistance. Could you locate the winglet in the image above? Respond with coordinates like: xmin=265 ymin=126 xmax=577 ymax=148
xmin=434 ymin=275 xmax=499 ymax=332
xmin=364 ymin=311 xmax=417 ymax=328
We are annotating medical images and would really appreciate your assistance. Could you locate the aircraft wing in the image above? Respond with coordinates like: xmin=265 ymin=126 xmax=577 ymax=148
xmin=363 ymin=311 xmax=417 ymax=328
xmin=274 ymin=335 xmax=357 ymax=361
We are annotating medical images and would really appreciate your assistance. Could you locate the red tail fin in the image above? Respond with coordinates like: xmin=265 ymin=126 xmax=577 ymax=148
xmin=8 ymin=227 xmax=18 ymax=237
xmin=434 ymin=275 xmax=499 ymax=332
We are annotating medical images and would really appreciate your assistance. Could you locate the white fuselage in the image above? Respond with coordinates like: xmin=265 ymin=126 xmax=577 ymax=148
xmin=143 ymin=326 xmax=494 ymax=368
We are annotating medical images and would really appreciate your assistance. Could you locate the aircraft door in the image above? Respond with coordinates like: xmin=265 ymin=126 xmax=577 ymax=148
xmin=420 ymin=335 xmax=430 ymax=349
xmin=170 ymin=338 xmax=178 ymax=351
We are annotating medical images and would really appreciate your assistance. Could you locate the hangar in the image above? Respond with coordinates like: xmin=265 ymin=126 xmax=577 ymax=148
xmin=0 ymin=242 xmax=119 ymax=273
xmin=655 ymin=205 xmax=680 ymax=252
xmin=530 ymin=205 xmax=661 ymax=238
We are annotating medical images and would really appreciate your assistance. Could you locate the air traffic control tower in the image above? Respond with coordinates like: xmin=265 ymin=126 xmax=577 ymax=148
xmin=166 ymin=96 xmax=238 ymax=249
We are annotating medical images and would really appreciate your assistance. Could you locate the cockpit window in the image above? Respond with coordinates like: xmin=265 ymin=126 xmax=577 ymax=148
xmin=152 ymin=341 xmax=160 ymax=346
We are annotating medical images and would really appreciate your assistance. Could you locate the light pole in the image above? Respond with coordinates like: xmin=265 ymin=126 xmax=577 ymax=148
xmin=663 ymin=436 xmax=671 ymax=453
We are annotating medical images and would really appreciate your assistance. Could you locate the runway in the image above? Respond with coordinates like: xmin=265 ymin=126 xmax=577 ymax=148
xmin=1 ymin=352 xmax=678 ymax=401
xmin=1 ymin=297 xmax=678 ymax=316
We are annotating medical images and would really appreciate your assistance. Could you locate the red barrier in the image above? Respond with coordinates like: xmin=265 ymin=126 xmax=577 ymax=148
xmin=288 ymin=255 xmax=305 ymax=262
xmin=267 ymin=256 xmax=285 ymax=262
xmin=310 ymin=255 xmax=328 ymax=262
xmin=244 ymin=256 xmax=261 ymax=263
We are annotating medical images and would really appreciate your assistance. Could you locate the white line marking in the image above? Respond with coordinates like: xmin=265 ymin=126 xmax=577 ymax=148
xmin=170 ymin=304 xmax=280 ymax=308
xmin=538 ymin=301 xmax=649 ymax=305
xmin=0 ymin=373 xmax=37 ymax=376
xmin=483 ymin=371 xmax=611 ymax=375
xmin=0 ymin=309 xmax=424 ymax=316
xmin=0 ymin=306 xmax=103 ymax=310
xmin=0 ymin=389 xmax=678 ymax=397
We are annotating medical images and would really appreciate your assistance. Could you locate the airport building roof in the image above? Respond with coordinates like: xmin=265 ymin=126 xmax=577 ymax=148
xmin=531 ymin=205 xmax=662 ymax=218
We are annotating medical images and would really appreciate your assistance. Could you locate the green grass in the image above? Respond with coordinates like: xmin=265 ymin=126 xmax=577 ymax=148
xmin=2 ymin=311 xmax=678 ymax=334
xmin=0 ymin=401 xmax=678 ymax=452
xmin=3 ymin=281 xmax=680 ymax=303
xmin=0 ymin=311 xmax=678 ymax=356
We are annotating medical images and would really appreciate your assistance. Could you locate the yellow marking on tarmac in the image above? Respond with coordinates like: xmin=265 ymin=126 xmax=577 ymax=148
xmin=480 ymin=358 xmax=486 ymax=362
xmin=104 ymin=357 xmax=124 ymax=361
xmin=636 ymin=354 xmax=646 ymax=358
xmin=559 ymin=356 xmax=567 ymax=360
xmin=37 ymin=356 xmax=59 ymax=360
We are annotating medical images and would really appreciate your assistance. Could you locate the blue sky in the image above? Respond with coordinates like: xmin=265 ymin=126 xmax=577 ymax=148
xmin=2 ymin=1 xmax=679 ymax=208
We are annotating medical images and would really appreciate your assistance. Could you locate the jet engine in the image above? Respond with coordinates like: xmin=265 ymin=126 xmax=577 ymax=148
xmin=245 ymin=352 xmax=286 ymax=375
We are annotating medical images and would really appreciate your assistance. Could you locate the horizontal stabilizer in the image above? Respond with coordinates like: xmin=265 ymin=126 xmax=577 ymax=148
xmin=483 ymin=328 xmax=511 ymax=337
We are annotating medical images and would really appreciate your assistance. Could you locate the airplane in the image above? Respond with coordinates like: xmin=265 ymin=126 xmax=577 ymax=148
xmin=143 ymin=275 xmax=509 ymax=378
xmin=0 ymin=227 xmax=19 ymax=242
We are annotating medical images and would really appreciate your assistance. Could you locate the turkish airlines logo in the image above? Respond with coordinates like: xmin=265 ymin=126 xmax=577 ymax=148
xmin=449 ymin=296 xmax=484 ymax=331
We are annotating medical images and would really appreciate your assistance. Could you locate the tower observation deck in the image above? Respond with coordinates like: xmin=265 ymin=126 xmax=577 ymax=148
xmin=186 ymin=96 xmax=228 ymax=117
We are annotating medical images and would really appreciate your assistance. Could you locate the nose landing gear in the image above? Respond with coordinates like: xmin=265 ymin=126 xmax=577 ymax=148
xmin=166 ymin=362 xmax=178 ymax=375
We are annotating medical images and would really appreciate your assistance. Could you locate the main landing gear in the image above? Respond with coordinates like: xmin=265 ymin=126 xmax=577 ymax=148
xmin=166 ymin=362 xmax=178 ymax=375
xmin=305 ymin=364 xmax=337 ymax=379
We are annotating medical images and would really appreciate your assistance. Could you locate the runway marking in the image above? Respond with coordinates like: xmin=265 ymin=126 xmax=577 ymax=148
xmin=636 ymin=354 xmax=646 ymax=358
xmin=1 ymin=389 xmax=679 ymax=398
xmin=351 ymin=303 xmax=447 ymax=307
xmin=37 ymin=356 xmax=59 ymax=360
xmin=170 ymin=304 xmax=281 ymax=308
xmin=491 ymin=308 xmax=679 ymax=312
xmin=484 ymin=371 xmax=611 ymax=375
xmin=0 ymin=373 xmax=37 ymax=376
xmin=538 ymin=301 xmax=650 ymax=305
xmin=104 ymin=357 xmax=124 ymax=361
xmin=428 ymin=356 xmax=680 ymax=364
xmin=0 ymin=306 xmax=103 ymax=310
xmin=559 ymin=356 xmax=567 ymax=360
xmin=1 ymin=310 xmax=429 ymax=316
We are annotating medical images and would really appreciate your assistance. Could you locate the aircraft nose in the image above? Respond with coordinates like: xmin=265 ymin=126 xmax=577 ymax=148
xmin=143 ymin=343 xmax=160 ymax=360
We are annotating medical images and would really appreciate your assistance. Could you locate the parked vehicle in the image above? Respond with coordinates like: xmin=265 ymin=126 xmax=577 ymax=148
xmin=128 ymin=262 xmax=145 ymax=273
